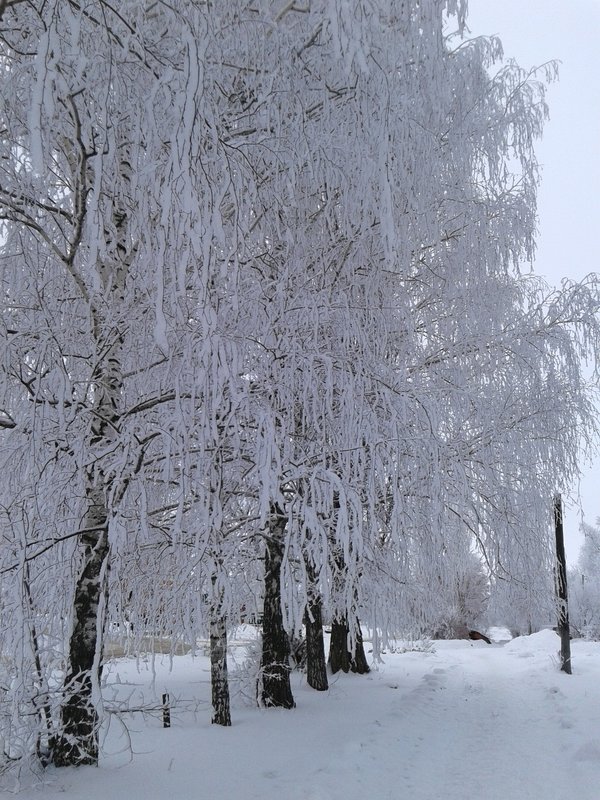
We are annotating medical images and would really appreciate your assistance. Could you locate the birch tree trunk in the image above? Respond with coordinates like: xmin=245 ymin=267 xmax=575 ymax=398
xmin=52 ymin=132 xmax=130 ymax=763
xmin=53 ymin=344 xmax=122 ymax=765
xmin=329 ymin=531 xmax=369 ymax=675
xmin=328 ymin=616 xmax=370 ymax=675
xmin=305 ymin=595 xmax=328 ymax=691
xmin=349 ymin=619 xmax=370 ymax=674
xmin=210 ymin=611 xmax=231 ymax=726
xmin=304 ymin=555 xmax=328 ymax=691
xmin=52 ymin=520 xmax=109 ymax=765
xmin=260 ymin=506 xmax=295 ymax=709
xmin=210 ymin=570 xmax=232 ymax=726
xmin=328 ymin=617 xmax=351 ymax=674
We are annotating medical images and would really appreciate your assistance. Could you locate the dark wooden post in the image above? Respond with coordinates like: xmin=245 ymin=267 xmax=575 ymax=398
xmin=553 ymin=494 xmax=572 ymax=674
xmin=162 ymin=693 xmax=171 ymax=728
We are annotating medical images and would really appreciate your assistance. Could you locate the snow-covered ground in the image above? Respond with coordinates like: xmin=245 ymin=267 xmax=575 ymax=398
xmin=11 ymin=629 xmax=600 ymax=799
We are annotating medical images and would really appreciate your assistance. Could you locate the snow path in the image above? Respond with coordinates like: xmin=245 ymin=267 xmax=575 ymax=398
xmin=360 ymin=651 xmax=580 ymax=800
xmin=293 ymin=639 xmax=598 ymax=800
xmin=17 ymin=632 xmax=600 ymax=799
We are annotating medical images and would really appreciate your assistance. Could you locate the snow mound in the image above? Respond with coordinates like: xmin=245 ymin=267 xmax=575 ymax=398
xmin=504 ymin=629 xmax=560 ymax=656
xmin=487 ymin=626 xmax=512 ymax=642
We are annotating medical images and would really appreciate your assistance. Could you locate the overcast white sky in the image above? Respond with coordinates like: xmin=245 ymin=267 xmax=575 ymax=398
xmin=466 ymin=1 xmax=600 ymax=563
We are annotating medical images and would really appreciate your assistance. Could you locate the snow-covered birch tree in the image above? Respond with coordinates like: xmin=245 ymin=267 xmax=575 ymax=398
xmin=0 ymin=0 xmax=198 ymax=767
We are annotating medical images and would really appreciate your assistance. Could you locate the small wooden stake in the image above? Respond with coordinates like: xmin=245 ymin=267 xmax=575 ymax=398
xmin=162 ymin=693 xmax=171 ymax=728
xmin=553 ymin=494 xmax=572 ymax=674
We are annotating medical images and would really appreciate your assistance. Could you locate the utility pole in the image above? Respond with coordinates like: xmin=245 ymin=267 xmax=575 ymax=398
xmin=554 ymin=494 xmax=572 ymax=674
